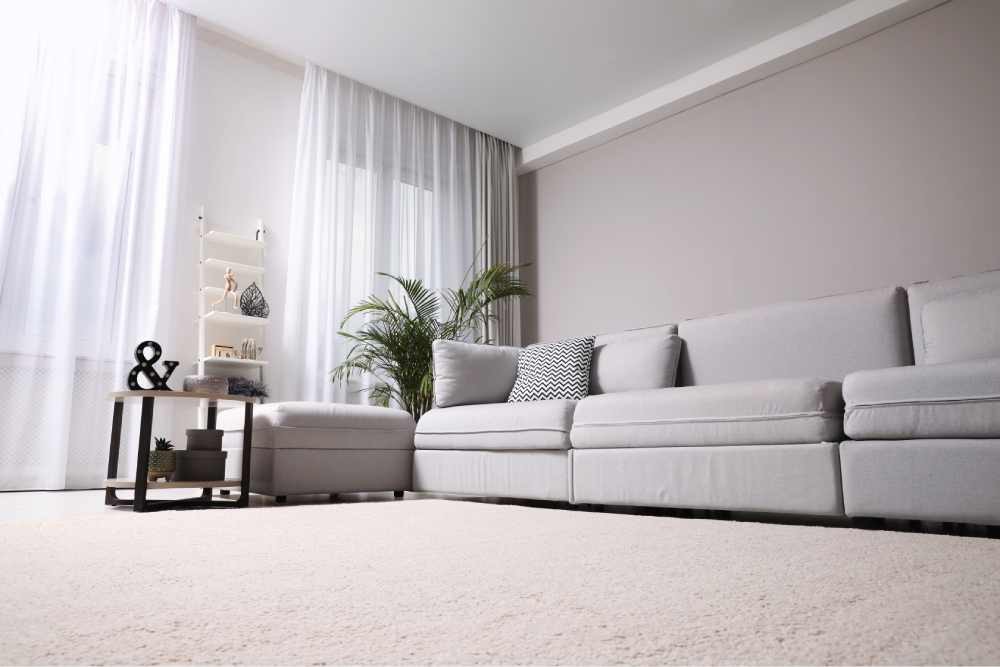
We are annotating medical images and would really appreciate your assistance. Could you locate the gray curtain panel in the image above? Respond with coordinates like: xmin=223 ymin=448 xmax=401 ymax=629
xmin=474 ymin=134 xmax=521 ymax=346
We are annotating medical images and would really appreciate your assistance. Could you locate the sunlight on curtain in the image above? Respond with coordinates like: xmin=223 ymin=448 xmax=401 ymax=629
xmin=281 ymin=64 xmax=478 ymax=403
xmin=0 ymin=0 xmax=194 ymax=490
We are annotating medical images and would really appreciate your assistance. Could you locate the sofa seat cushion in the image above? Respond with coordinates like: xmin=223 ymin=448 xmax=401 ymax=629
xmin=217 ymin=401 xmax=415 ymax=450
xmin=571 ymin=378 xmax=843 ymax=449
xmin=415 ymin=400 xmax=575 ymax=450
xmin=844 ymin=358 xmax=1000 ymax=440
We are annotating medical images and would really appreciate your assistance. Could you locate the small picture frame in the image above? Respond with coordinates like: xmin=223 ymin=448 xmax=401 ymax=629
xmin=211 ymin=344 xmax=234 ymax=359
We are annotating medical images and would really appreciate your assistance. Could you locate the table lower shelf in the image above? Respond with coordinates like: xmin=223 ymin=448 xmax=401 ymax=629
xmin=105 ymin=478 xmax=242 ymax=490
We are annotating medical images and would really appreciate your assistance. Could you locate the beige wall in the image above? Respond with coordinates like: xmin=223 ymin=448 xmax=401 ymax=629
xmin=519 ymin=0 xmax=1000 ymax=343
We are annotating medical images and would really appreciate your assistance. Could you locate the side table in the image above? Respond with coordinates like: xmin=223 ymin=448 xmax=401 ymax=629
xmin=104 ymin=390 xmax=255 ymax=512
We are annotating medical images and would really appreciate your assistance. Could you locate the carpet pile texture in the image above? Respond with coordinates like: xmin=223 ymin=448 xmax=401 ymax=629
xmin=2 ymin=498 xmax=999 ymax=665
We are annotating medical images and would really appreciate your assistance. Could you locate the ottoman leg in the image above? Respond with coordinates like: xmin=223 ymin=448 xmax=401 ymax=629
xmin=275 ymin=495 xmax=287 ymax=504
xmin=393 ymin=490 xmax=404 ymax=499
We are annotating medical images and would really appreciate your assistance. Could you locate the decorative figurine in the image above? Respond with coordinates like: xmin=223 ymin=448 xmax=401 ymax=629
xmin=212 ymin=267 xmax=238 ymax=312
xmin=127 ymin=340 xmax=179 ymax=390
xmin=239 ymin=282 xmax=269 ymax=318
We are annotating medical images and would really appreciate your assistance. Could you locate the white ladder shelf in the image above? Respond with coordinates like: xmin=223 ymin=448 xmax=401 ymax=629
xmin=196 ymin=205 xmax=267 ymax=388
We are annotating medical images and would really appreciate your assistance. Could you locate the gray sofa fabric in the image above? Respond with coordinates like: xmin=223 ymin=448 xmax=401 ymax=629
xmin=907 ymin=268 xmax=1000 ymax=364
xmin=245 ymin=448 xmax=412 ymax=496
xmin=415 ymin=400 xmax=576 ymax=450
xmin=677 ymin=286 xmax=912 ymax=386
xmin=572 ymin=443 xmax=843 ymax=516
xmin=571 ymin=378 xmax=843 ymax=449
xmin=412 ymin=449 xmax=570 ymax=501
xmin=593 ymin=323 xmax=678 ymax=342
xmin=431 ymin=340 xmax=520 ymax=408
xmin=218 ymin=401 xmax=414 ymax=450
xmin=921 ymin=288 xmax=1000 ymax=365
xmin=844 ymin=358 xmax=1000 ymax=440
xmin=590 ymin=324 xmax=681 ymax=394
xmin=841 ymin=439 xmax=1000 ymax=524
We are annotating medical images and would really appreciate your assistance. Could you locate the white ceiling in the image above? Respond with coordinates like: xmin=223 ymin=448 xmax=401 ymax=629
xmin=164 ymin=0 xmax=853 ymax=148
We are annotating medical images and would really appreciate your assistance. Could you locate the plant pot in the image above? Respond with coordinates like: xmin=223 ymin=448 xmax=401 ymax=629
xmin=186 ymin=428 xmax=223 ymax=451
xmin=148 ymin=450 xmax=176 ymax=480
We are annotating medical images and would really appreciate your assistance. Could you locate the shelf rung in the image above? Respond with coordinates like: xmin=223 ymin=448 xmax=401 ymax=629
xmin=200 ymin=311 xmax=268 ymax=326
xmin=204 ymin=230 xmax=264 ymax=249
xmin=199 ymin=356 xmax=268 ymax=367
xmin=203 ymin=257 xmax=264 ymax=275
xmin=105 ymin=478 xmax=242 ymax=490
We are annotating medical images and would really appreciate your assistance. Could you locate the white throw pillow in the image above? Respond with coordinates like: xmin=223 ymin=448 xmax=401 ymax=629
xmin=508 ymin=336 xmax=595 ymax=402
xmin=922 ymin=288 xmax=1000 ymax=364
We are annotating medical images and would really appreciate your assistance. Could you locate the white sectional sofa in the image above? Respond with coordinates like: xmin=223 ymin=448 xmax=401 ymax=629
xmin=413 ymin=269 xmax=1000 ymax=526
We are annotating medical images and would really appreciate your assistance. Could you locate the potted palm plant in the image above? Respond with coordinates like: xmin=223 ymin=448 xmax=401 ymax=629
xmin=332 ymin=262 xmax=529 ymax=420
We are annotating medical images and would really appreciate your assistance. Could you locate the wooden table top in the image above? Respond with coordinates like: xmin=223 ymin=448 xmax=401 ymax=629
xmin=108 ymin=390 xmax=258 ymax=403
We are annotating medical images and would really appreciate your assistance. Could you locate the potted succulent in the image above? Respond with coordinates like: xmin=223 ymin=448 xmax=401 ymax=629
xmin=148 ymin=437 xmax=176 ymax=481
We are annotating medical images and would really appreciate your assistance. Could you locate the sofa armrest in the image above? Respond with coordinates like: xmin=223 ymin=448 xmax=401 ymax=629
xmin=432 ymin=340 xmax=520 ymax=408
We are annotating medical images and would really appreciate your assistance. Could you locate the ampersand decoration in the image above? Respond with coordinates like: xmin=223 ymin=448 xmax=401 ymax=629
xmin=127 ymin=340 xmax=179 ymax=391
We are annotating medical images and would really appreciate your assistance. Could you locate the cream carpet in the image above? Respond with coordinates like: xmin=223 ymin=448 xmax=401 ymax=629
xmin=2 ymin=499 xmax=999 ymax=665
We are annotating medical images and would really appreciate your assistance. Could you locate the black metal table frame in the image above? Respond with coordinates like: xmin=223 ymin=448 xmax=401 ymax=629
xmin=105 ymin=395 xmax=254 ymax=512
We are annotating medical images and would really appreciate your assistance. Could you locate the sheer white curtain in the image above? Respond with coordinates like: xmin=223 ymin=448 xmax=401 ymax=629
xmin=282 ymin=64 xmax=478 ymax=403
xmin=0 ymin=0 xmax=194 ymax=489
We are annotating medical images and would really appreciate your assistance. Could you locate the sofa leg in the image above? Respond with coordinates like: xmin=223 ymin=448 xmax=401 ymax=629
xmin=393 ymin=490 xmax=404 ymax=499
xmin=275 ymin=495 xmax=287 ymax=504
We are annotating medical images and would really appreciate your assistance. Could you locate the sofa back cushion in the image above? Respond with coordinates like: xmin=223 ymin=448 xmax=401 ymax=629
xmin=677 ymin=286 xmax=912 ymax=386
xmin=590 ymin=324 xmax=682 ymax=394
xmin=921 ymin=287 xmax=1000 ymax=364
xmin=432 ymin=340 xmax=520 ymax=408
xmin=907 ymin=269 xmax=1000 ymax=364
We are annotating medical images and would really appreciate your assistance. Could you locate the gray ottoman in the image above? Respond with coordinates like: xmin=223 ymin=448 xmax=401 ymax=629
xmin=218 ymin=402 xmax=415 ymax=501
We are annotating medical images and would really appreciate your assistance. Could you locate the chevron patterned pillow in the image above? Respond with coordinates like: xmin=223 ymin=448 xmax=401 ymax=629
xmin=507 ymin=336 xmax=596 ymax=402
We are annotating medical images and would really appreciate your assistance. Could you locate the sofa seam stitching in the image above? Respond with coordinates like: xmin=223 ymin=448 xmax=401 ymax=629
xmin=572 ymin=411 xmax=841 ymax=428
xmin=416 ymin=428 xmax=569 ymax=435
xmin=847 ymin=395 xmax=1000 ymax=411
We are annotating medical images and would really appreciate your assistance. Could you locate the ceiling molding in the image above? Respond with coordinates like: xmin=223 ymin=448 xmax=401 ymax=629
xmin=518 ymin=0 xmax=947 ymax=174
xmin=196 ymin=20 xmax=305 ymax=79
